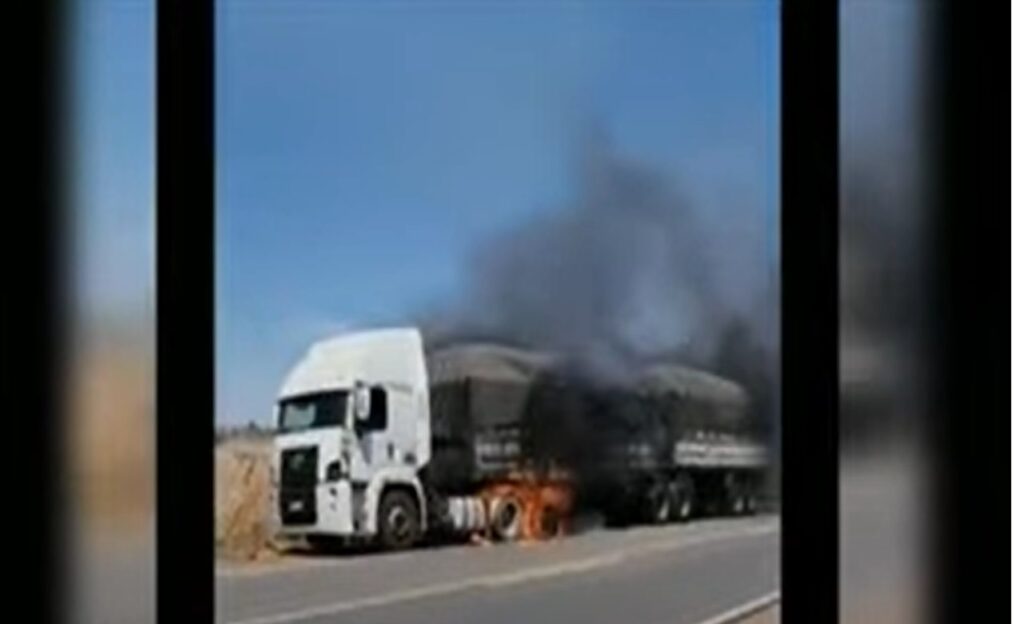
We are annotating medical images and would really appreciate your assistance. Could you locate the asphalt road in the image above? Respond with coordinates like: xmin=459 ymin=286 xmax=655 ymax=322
xmin=72 ymin=525 xmax=156 ymax=624
xmin=216 ymin=515 xmax=779 ymax=624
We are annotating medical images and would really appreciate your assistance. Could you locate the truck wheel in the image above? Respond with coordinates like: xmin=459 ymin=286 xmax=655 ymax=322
xmin=669 ymin=474 xmax=695 ymax=522
xmin=722 ymin=472 xmax=748 ymax=516
xmin=378 ymin=490 xmax=421 ymax=551
xmin=490 ymin=496 xmax=523 ymax=541
xmin=646 ymin=483 xmax=671 ymax=524
xmin=745 ymin=494 xmax=758 ymax=516
xmin=728 ymin=488 xmax=745 ymax=515
xmin=671 ymin=478 xmax=695 ymax=523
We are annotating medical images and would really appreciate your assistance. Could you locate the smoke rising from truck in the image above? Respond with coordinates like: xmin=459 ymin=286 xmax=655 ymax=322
xmin=420 ymin=126 xmax=778 ymax=440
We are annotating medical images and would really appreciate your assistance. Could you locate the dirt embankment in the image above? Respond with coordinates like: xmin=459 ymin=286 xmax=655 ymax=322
xmin=215 ymin=436 xmax=283 ymax=561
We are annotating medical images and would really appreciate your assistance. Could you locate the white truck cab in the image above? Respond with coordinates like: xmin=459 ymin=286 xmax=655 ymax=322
xmin=274 ymin=328 xmax=432 ymax=549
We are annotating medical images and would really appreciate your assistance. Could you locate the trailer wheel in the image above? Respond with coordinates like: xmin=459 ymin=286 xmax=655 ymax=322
xmin=646 ymin=482 xmax=672 ymax=524
xmin=378 ymin=489 xmax=421 ymax=551
xmin=744 ymin=494 xmax=758 ymax=516
xmin=721 ymin=472 xmax=749 ymax=516
xmin=728 ymin=486 xmax=746 ymax=516
xmin=671 ymin=476 xmax=695 ymax=522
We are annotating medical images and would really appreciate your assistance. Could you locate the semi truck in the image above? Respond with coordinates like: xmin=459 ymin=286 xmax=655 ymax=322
xmin=272 ymin=327 xmax=770 ymax=550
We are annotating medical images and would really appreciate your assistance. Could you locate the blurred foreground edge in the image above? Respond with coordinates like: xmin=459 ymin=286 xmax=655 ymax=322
xmin=928 ymin=3 xmax=1007 ymax=624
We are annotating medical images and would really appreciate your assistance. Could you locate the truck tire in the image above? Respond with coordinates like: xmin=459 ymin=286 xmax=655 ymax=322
xmin=490 ymin=496 xmax=523 ymax=541
xmin=744 ymin=493 xmax=758 ymax=516
xmin=646 ymin=482 xmax=672 ymax=525
xmin=378 ymin=489 xmax=421 ymax=551
xmin=670 ymin=475 xmax=695 ymax=522
xmin=720 ymin=472 xmax=747 ymax=516
xmin=727 ymin=485 xmax=746 ymax=516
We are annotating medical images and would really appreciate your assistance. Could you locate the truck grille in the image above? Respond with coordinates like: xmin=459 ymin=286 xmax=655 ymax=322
xmin=279 ymin=487 xmax=317 ymax=525
xmin=281 ymin=446 xmax=318 ymax=488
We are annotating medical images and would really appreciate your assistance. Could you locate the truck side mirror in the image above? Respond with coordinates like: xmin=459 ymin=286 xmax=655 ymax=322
xmin=353 ymin=383 xmax=371 ymax=421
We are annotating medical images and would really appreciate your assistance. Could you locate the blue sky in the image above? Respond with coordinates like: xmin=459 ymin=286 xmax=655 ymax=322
xmin=74 ymin=0 xmax=154 ymax=321
xmin=216 ymin=1 xmax=780 ymax=425
xmin=70 ymin=0 xmax=782 ymax=426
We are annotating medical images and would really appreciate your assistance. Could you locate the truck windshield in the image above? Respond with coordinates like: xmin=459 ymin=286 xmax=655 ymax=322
xmin=278 ymin=391 xmax=348 ymax=433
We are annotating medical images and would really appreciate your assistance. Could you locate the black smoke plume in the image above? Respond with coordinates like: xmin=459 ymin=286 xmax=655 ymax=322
xmin=423 ymin=127 xmax=776 ymax=399
xmin=416 ymin=127 xmax=780 ymax=500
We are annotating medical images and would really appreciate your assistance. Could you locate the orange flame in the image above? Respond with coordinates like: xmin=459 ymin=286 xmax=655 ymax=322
xmin=479 ymin=469 xmax=575 ymax=542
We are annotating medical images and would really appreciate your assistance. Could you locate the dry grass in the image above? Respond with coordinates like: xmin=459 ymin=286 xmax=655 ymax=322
xmin=215 ymin=437 xmax=284 ymax=561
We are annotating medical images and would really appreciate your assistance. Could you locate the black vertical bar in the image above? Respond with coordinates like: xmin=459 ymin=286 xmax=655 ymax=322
xmin=781 ymin=1 xmax=838 ymax=622
xmin=930 ymin=5 xmax=1006 ymax=624
xmin=157 ymin=0 xmax=214 ymax=621
xmin=17 ymin=0 xmax=68 ymax=621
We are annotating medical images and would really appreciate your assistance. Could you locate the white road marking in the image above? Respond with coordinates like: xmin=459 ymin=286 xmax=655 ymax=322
xmin=224 ymin=522 xmax=778 ymax=624
xmin=692 ymin=591 xmax=780 ymax=624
